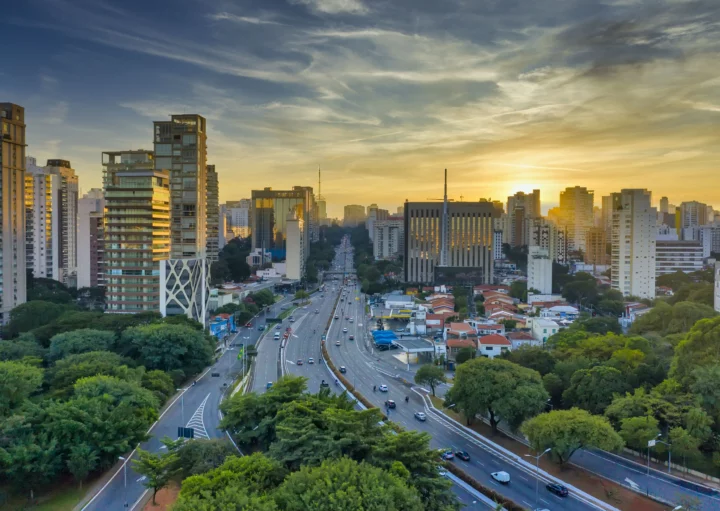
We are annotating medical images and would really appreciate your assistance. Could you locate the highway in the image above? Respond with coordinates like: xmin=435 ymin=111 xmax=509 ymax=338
xmin=80 ymin=295 xmax=292 ymax=511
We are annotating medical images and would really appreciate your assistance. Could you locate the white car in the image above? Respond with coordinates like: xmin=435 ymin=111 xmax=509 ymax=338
xmin=335 ymin=340 xmax=341 ymax=346
xmin=349 ymin=318 xmax=354 ymax=323
xmin=491 ymin=471 xmax=510 ymax=484
xmin=342 ymin=327 xmax=348 ymax=333
xmin=378 ymin=384 xmax=388 ymax=392
xmin=308 ymin=357 xmax=314 ymax=364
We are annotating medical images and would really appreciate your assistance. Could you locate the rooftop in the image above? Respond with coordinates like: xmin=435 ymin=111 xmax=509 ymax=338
xmin=479 ymin=334 xmax=511 ymax=346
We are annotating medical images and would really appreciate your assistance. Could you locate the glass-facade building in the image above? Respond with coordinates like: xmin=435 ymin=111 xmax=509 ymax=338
xmin=251 ymin=187 xmax=311 ymax=261
xmin=103 ymin=150 xmax=171 ymax=313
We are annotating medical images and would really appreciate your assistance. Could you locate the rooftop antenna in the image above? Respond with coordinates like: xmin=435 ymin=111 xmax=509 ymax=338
xmin=440 ymin=169 xmax=449 ymax=267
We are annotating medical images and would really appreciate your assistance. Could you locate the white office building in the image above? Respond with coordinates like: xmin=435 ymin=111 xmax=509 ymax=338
xmin=528 ymin=246 xmax=552 ymax=294
xmin=229 ymin=200 xmax=251 ymax=238
xmin=655 ymin=240 xmax=704 ymax=276
xmin=374 ymin=218 xmax=404 ymax=259
xmin=286 ymin=211 xmax=304 ymax=280
xmin=611 ymin=189 xmax=657 ymax=299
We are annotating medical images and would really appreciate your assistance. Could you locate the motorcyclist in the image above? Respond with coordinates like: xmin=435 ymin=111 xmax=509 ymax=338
xmin=335 ymin=379 xmax=339 ymax=386
xmin=405 ymin=396 xmax=409 ymax=403
xmin=373 ymin=385 xmax=376 ymax=392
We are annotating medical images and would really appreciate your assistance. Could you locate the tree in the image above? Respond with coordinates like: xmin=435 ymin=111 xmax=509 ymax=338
xmin=67 ymin=443 xmax=99 ymax=489
xmin=454 ymin=347 xmax=475 ymax=365
xmin=168 ymin=438 xmax=238 ymax=479
xmin=47 ymin=329 xmax=116 ymax=361
xmin=2 ymin=300 xmax=71 ymax=339
xmin=0 ymin=361 xmax=43 ymax=414
xmin=543 ymin=373 xmax=564 ymax=407
xmin=0 ymin=335 xmax=46 ymax=362
xmin=272 ymin=457 xmax=423 ymax=511
xmin=669 ymin=427 xmax=702 ymax=469
xmin=49 ymin=350 xmax=132 ymax=393
xmin=142 ymin=370 xmax=176 ymax=404
xmin=500 ymin=346 xmax=556 ymax=376
xmin=122 ymin=324 xmax=214 ymax=376
xmin=670 ymin=316 xmax=720 ymax=384
xmin=294 ymin=290 xmax=310 ymax=304
xmin=632 ymin=301 xmax=716 ymax=336
xmin=619 ymin=416 xmax=660 ymax=452
xmin=521 ymin=409 xmax=624 ymax=465
xmin=445 ymin=357 xmax=548 ymax=432
xmin=605 ymin=387 xmax=682 ymax=431
xmin=498 ymin=319 xmax=517 ymax=330
xmin=509 ymin=281 xmax=527 ymax=301
xmin=684 ymin=407 xmax=713 ymax=444
xmin=596 ymin=300 xmax=625 ymax=317
xmin=132 ymin=447 xmax=179 ymax=505
xmin=210 ymin=259 xmax=231 ymax=285
xmin=690 ymin=364 xmax=720 ymax=421
xmin=563 ymin=366 xmax=629 ymax=415
xmin=562 ymin=277 xmax=598 ymax=305
xmin=414 ymin=365 xmax=446 ymax=396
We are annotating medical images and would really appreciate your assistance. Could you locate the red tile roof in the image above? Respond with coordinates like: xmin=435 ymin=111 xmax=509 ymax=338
xmin=447 ymin=338 xmax=477 ymax=349
xmin=477 ymin=323 xmax=504 ymax=330
xmin=448 ymin=322 xmax=475 ymax=333
xmin=506 ymin=332 xmax=534 ymax=341
xmin=478 ymin=334 xmax=511 ymax=346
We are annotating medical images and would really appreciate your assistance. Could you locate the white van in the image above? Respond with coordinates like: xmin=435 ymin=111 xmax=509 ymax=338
xmin=274 ymin=332 xmax=281 ymax=340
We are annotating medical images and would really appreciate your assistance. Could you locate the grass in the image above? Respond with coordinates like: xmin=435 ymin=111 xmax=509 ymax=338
xmin=278 ymin=306 xmax=297 ymax=321
xmin=2 ymin=480 xmax=88 ymax=511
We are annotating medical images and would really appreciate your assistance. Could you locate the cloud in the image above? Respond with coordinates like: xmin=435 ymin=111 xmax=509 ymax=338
xmin=208 ymin=12 xmax=282 ymax=25
xmin=290 ymin=0 xmax=369 ymax=15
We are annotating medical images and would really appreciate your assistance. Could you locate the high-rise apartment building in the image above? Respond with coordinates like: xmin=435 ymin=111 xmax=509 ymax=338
xmin=229 ymin=199 xmax=251 ymax=238
xmin=601 ymin=195 xmax=614 ymax=234
xmin=655 ymin=240 xmax=703 ymax=276
xmin=218 ymin=203 xmax=227 ymax=251
xmin=286 ymin=211 xmax=305 ymax=280
xmin=507 ymin=190 xmax=540 ymax=246
xmin=103 ymin=150 xmax=171 ymax=314
xmin=373 ymin=217 xmax=403 ymax=260
xmin=366 ymin=204 xmax=389 ymax=242
xmin=528 ymin=246 xmax=552 ymax=294
xmin=251 ymin=187 xmax=311 ymax=261
xmin=584 ymin=227 xmax=608 ymax=266
xmin=205 ymin=164 xmax=219 ymax=262
xmin=25 ymin=157 xmax=79 ymax=285
xmin=0 ymin=103 xmax=27 ymax=323
xmin=77 ymin=188 xmax=105 ymax=288
xmin=610 ymin=189 xmax=657 ymax=299
xmin=344 ymin=204 xmax=366 ymax=227
xmin=529 ymin=218 xmax=568 ymax=264
xmin=714 ymin=261 xmax=720 ymax=313
xmin=403 ymin=201 xmax=497 ymax=284
xmin=153 ymin=114 xmax=207 ymax=259
xmin=558 ymin=186 xmax=594 ymax=252
xmin=678 ymin=201 xmax=710 ymax=236
xmin=659 ymin=196 xmax=669 ymax=214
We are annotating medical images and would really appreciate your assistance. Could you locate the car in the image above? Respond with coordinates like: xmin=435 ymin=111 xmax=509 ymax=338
xmin=289 ymin=317 xmax=295 ymax=322
xmin=334 ymin=315 xmax=339 ymax=319
xmin=335 ymin=340 xmax=341 ymax=346
xmin=414 ymin=411 xmax=427 ymax=421
xmin=258 ymin=326 xmax=265 ymax=331
xmin=491 ymin=471 xmax=510 ymax=484
xmin=315 ymin=309 xmax=319 ymax=314
xmin=345 ymin=316 xmax=350 ymax=320
xmin=297 ymin=359 xmax=303 ymax=366
xmin=378 ymin=384 xmax=389 ymax=392
xmin=437 ymin=467 xmax=447 ymax=477
xmin=245 ymin=322 xmax=252 ymax=327
xmin=546 ymin=483 xmax=569 ymax=497
xmin=440 ymin=450 xmax=454 ymax=461
xmin=349 ymin=335 xmax=355 ymax=340
xmin=320 ymin=380 xmax=329 ymax=388
xmin=342 ymin=327 xmax=348 ymax=333
xmin=389 ymin=344 xmax=399 ymax=350
xmin=376 ymin=345 xmax=389 ymax=351
xmin=386 ymin=400 xmax=396 ymax=409
xmin=275 ymin=325 xmax=281 ymax=330
xmin=455 ymin=451 xmax=470 ymax=461
xmin=339 ymin=366 xmax=347 ymax=373
xmin=349 ymin=318 xmax=354 ymax=323
xmin=308 ymin=357 xmax=314 ymax=364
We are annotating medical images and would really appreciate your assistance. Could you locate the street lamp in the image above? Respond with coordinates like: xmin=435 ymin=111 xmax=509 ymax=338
xmin=118 ymin=456 xmax=129 ymax=508
xmin=525 ymin=448 xmax=551 ymax=510
xmin=655 ymin=437 xmax=672 ymax=474
xmin=647 ymin=433 xmax=661 ymax=496
xmin=176 ymin=388 xmax=185 ymax=429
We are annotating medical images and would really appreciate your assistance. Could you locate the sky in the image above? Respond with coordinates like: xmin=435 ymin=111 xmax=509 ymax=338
xmin=3 ymin=0 xmax=720 ymax=218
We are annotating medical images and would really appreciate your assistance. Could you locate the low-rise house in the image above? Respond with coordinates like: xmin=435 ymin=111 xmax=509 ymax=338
xmin=425 ymin=314 xmax=446 ymax=333
xmin=540 ymin=305 xmax=579 ymax=320
xmin=478 ymin=334 xmax=511 ymax=359
xmin=507 ymin=331 xmax=541 ymax=349
xmin=445 ymin=322 xmax=476 ymax=340
xmin=473 ymin=284 xmax=510 ymax=296
xmin=477 ymin=323 xmax=505 ymax=336
xmin=446 ymin=338 xmax=477 ymax=362
xmin=529 ymin=318 xmax=560 ymax=344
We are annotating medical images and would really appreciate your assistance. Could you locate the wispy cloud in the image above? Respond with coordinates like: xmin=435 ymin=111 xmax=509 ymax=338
xmin=290 ymin=0 xmax=369 ymax=15
xmin=46 ymin=101 xmax=69 ymax=124
xmin=208 ymin=12 xmax=282 ymax=25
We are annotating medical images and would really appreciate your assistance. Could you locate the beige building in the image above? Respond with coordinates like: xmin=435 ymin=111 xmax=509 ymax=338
xmin=103 ymin=150 xmax=171 ymax=313
xmin=558 ymin=186 xmax=594 ymax=252
xmin=285 ymin=211 xmax=305 ymax=280
xmin=77 ymin=189 xmax=105 ymax=289
xmin=206 ymin=164 xmax=219 ymax=261
xmin=153 ymin=114 xmax=207 ymax=259
xmin=343 ymin=204 xmax=366 ymax=227
xmin=0 ymin=103 xmax=27 ymax=323
xmin=507 ymin=189 xmax=541 ymax=246
xmin=585 ymin=226 xmax=608 ymax=266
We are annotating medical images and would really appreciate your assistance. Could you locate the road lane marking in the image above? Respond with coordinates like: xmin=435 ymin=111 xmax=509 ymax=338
xmin=186 ymin=393 xmax=211 ymax=439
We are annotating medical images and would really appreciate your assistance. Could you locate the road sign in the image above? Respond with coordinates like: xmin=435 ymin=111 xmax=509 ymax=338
xmin=178 ymin=427 xmax=195 ymax=439
xmin=648 ymin=439 xmax=656 ymax=447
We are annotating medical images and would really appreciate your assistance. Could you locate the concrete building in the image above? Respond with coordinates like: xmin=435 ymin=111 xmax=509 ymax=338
xmin=660 ymin=196 xmax=669 ymax=214
xmin=285 ymin=211 xmax=304 ymax=280
xmin=205 ymin=164 xmax=219 ymax=262
xmin=558 ymin=186 xmax=595 ymax=251
xmin=610 ymin=189 xmax=657 ymax=299
xmin=404 ymin=201 xmax=497 ymax=284
xmin=374 ymin=217 xmax=404 ymax=260
xmin=103 ymin=150 xmax=171 ymax=314
xmin=493 ymin=230 xmax=503 ymax=260
xmin=679 ymin=201 xmax=710 ymax=235
xmin=228 ymin=199 xmax=251 ymax=238
xmin=655 ymin=240 xmax=704 ymax=276
xmin=153 ymin=114 xmax=207 ymax=259
xmin=528 ymin=246 xmax=552 ymax=294
xmin=344 ymin=204 xmax=366 ymax=227
xmin=25 ymin=157 xmax=79 ymax=285
xmin=601 ymin=195 xmax=614 ymax=235
xmin=218 ymin=203 xmax=227 ymax=251
xmin=77 ymin=188 xmax=105 ymax=289
xmin=478 ymin=334 xmax=512 ymax=359
xmin=715 ymin=261 xmax=720 ymax=313
xmin=0 ymin=103 xmax=27 ymax=323
xmin=530 ymin=318 xmax=560 ymax=344
xmin=251 ymin=187 xmax=311 ymax=261
xmin=507 ymin=190 xmax=540 ymax=246
xmin=529 ymin=218 xmax=568 ymax=264
xmin=699 ymin=225 xmax=720 ymax=258
xmin=585 ymin=226 xmax=608 ymax=266
xmin=366 ymin=204 xmax=389 ymax=242
xmin=159 ymin=258 xmax=209 ymax=324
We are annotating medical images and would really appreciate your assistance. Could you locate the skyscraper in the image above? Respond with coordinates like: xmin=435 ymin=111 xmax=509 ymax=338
xmin=611 ymin=189 xmax=657 ymax=299
xmin=366 ymin=204 xmax=389 ymax=242
xmin=507 ymin=190 xmax=541 ymax=246
xmin=403 ymin=201 xmax=497 ymax=284
xmin=251 ymin=187 xmax=311 ymax=261
xmin=659 ymin=196 xmax=669 ymax=214
xmin=0 ymin=103 xmax=27 ymax=323
xmin=558 ymin=186 xmax=594 ymax=252
xmin=25 ymin=157 xmax=79 ymax=285
xmin=679 ymin=201 xmax=710 ymax=232
xmin=153 ymin=114 xmax=207 ymax=259
xmin=103 ymin=150 xmax=171 ymax=314
xmin=286 ymin=210 xmax=305 ymax=280
xmin=205 ymin=164 xmax=219 ymax=262
xmin=344 ymin=204 xmax=366 ymax=227
xmin=77 ymin=188 xmax=105 ymax=288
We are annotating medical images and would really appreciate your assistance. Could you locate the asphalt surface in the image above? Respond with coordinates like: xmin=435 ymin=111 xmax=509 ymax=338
xmin=81 ymin=295 xmax=293 ymax=511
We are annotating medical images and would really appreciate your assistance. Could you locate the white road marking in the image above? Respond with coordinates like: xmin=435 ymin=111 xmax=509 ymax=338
xmin=136 ymin=476 xmax=146 ymax=483
xmin=186 ymin=393 xmax=211 ymax=439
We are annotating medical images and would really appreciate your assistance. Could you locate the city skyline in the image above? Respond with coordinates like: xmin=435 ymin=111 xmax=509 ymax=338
xmin=4 ymin=0 xmax=720 ymax=217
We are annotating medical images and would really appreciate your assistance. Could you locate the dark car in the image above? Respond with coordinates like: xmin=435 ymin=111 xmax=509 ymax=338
xmin=320 ymin=380 xmax=329 ymax=388
xmin=386 ymin=400 xmax=396 ymax=409
xmin=455 ymin=451 xmax=470 ymax=461
xmin=376 ymin=345 xmax=389 ymax=351
xmin=389 ymin=344 xmax=399 ymax=350
xmin=546 ymin=483 xmax=569 ymax=497
xmin=339 ymin=366 xmax=347 ymax=373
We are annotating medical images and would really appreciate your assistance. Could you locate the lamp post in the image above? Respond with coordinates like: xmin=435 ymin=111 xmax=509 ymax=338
xmin=118 ymin=456 xmax=129 ymax=508
xmin=647 ymin=433 xmax=661 ymax=495
xmin=176 ymin=388 xmax=185 ymax=430
xmin=525 ymin=448 xmax=551 ymax=510
xmin=655 ymin=437 xmax=672 ymax=474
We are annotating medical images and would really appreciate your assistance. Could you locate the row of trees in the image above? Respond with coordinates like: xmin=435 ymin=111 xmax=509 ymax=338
xmin=0 ymin=304 xmax=216 ymax=496
xmin=210 ymin=376 xmax=457 ymax=510
xmin=347 ymin=225 xmax=402 ymax=294
xmin=210 ymin=237 xmax=252 ymax=285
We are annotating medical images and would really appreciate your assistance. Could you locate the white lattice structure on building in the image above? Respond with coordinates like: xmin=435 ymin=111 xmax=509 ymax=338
xmin=160 ymin=258 xmax=209 ymax=325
